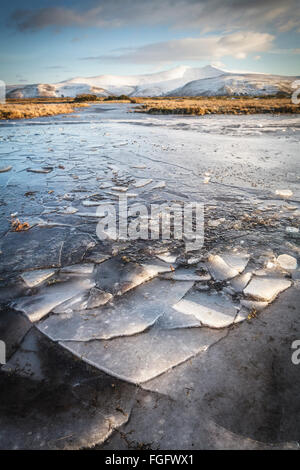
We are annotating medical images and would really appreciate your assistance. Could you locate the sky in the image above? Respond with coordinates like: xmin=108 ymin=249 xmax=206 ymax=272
xmin=0 ymin=0 xmax=300 ymax=85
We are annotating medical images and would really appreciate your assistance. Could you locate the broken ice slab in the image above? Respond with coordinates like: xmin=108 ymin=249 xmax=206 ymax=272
xmin=233 ymin=308 xmax=249 ymax=324
xmin=155 ymin=301 xmax=200 ymax=330
xmin=26 ymin=168 xmax=53 ymax=174
xmin=240 ymin=299 xmax=269 ymax=312
xmin=20 ymin=269 xmax=56 ymax=288
xmin=133 ymin=179 xmax=153 ymax=188
xmin=2 ymin=329 xmax=45 ymax=380
xmin=38 ymin=279 xmax=193 ymax=342
xmin=99 ymin=182 xmax=113 ymax=189
xmin=52 ymin=291 xmax=89 ymax=314
xmin=60 ymin=326 xmax=226 ymax=384
xmin=206 ymin=252 xmax=249 ymax=281
xmin=275 ymin=189 xmax=293 ymax=198
xmin=86 ymin=288 xmax=113 ymax=309
xmin=84 ymin=249 xmax=111 ymax=264
xmin=151 ymin=181 xmax=166 ymax=190
xmin=12 ymin=278 xmax=94 ymax=322
xmin=243 ymin=276 xmax=291 ymax=302
xmin=160 ymin=268 xmax=210 ymax=282
xmin=155 ymin=252 xmax=178 ymax=264
xmin=82 ymin=200 xmax=111 ymax=207
xmin=221 ymin=252 xmax=250 ymax=272
xmin=230 ymin=272 xmax=252 ymax=293
xmin=95 ymin=257 xmax=172 ymax=295
xmin=2 ymin=328 xmax=137 ymax=450
xmin=173 ymin=290 xmax=239 ymax=328
xmin=63 ymin=193 xmax=75 ymax=201
xmin=276 ymin=254 xmax=297 ymax=271
xmin=60 ymin=263 xmax=94 ymax=275
xmin=111 ymin=186 xmax=128 ymax=192
xmin=59 ymin=206 xmax=78 ymax=214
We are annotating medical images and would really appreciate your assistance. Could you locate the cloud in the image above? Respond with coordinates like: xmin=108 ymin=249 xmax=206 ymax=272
xmin=81 ymin=32 xmax=274 ymax=64
xmin=9 ymin=0 xmax=300 ymax=33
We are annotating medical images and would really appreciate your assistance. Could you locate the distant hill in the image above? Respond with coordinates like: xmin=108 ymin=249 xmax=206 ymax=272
xmin=6 ymin=65 xmax=298 ymax=98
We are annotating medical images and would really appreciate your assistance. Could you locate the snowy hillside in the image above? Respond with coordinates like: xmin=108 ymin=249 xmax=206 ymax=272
xmin=168 ymin=73 xmax=298 ymax=97
xmin=5 ymin=66 xmax=298 ymax=98
xmin=6 ymin=65 xmax=224 ymax=98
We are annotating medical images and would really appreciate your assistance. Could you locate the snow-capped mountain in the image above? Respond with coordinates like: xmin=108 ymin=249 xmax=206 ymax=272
xmin=168 ymin=72 xmax=298 ymax=97
xmin=6 ymin=65 xmax=298 ymax=98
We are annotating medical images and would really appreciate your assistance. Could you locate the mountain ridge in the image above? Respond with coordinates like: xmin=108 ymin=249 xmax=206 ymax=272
xmin=6 ymin=65 xmax=298 ymax=98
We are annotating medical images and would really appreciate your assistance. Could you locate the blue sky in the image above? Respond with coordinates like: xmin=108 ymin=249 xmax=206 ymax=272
xmin=1 ymin=0 xmax=300 ymax=84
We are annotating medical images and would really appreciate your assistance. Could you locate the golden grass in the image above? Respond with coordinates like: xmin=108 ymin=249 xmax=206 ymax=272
xmin=2 ymin=96 xmax=299 ymax=119
xmin=0 ymin=102 xmax=88 ymax=120
xmin=134 ymin=97 xmax=300 ymax=115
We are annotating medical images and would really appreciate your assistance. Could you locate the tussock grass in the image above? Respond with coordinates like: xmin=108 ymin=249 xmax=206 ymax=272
xmin=134 ymin=97 xmax=300 ymax=115
xmin=3 ymin=96 xmax=298 ymax=119
xmin=0 ymin=102 xmax=88 ymax=120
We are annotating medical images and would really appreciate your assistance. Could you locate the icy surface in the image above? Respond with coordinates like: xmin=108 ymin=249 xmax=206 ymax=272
xmin=206 ymin=253 xmax=249 ymax=281
xmin=12 ymin=278 xmax=94 ymax=322
xmin=243 ymin=276 xmax=291 ymax=302
xmin=277 ymin=254 xmax=297 ymax=271
xmin=173 ymin=290 xmax=239 ymax=328
xmin=20 ymin=269 xmax=56 ymax=288
xmin=95 ymin=257 xmax=171 ymax=295
xmin=0 ymin=102 xmax=299 ymax=449
xmin=38 ymin=278 xmax=193 ymax=341
xmin=61 ymin=326 xmax=226 ymax=384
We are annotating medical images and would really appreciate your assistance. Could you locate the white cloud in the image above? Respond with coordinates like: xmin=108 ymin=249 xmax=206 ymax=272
xmin=82 ymin=32 xmax=274 ymax=64
xmin=10 ymin=0 xmax=300 ymax=33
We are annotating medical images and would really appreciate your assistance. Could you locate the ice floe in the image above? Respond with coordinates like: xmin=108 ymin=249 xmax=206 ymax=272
xmin=206 ymin=252 xmax=249 ymax=281
xmin=60 ymin=326 xmax=226 ymax=384
xmin=38 ymin=279 xmax=193 ymax=342
xmin=12 ymin=278 xmax=94 ymax=322
xmin=243 ymin=276 xmax=291 ymax=302
xmin=173 ymin=290 xmax=239 ymax=328
xmin=20 ymin=269 xmax=56 ymax=288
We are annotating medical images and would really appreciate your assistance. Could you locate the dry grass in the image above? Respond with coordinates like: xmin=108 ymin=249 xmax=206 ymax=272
xmin=134 ymin=97 xmax=300 ymax=115
xmin=0 ymin=101 xmax=88 ymax=120
xmin=2 ymin=95 xmax=299 ymax=119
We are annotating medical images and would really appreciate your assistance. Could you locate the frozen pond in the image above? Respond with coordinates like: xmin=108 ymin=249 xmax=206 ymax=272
xmin=0 ymin=103 xmax=300 ymax=449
